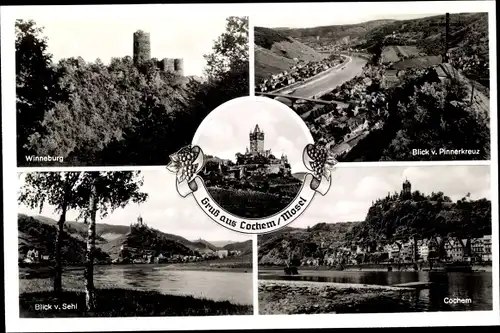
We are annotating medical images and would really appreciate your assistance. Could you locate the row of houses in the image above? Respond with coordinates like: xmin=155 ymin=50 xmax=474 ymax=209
xmin=114 ymin=244 xmax=236 ymax=264
xmin=319 ymin=235 xmax=492 ymax=266
xmin=256 ymin=57 xmax=344 ymax=93
xmin=22 ymin=249 xmax=51 ymax=264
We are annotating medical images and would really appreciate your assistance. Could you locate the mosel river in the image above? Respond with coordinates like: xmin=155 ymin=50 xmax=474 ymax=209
xmin=259 ymin=269 xmax=493 ymax=311
xmin=88 ymin=265 xmax=253 ymax=305
xmin=22 ymin=265 xmax=253 ymax=305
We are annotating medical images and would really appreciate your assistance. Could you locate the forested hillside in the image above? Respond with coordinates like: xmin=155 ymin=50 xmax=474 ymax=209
xmin=16 ymin=17 xmax=249 ymax=166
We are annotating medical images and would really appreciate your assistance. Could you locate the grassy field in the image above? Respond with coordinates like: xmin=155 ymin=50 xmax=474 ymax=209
xmin=382 ymin=45 xmax=423 ymax=64
xmin=392 ymin=55 xmax=442 ymax=70
xmin=381 ymin=46 xmax=401 ymax=63
xmin=20 ymin=288 xmax=252 ymax=317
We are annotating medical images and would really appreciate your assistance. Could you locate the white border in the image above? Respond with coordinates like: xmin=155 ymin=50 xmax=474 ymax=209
xmin=2 ymin=1 xmax=498 ymax=331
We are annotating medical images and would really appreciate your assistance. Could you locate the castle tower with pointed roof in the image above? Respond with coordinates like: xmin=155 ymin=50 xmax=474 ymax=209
xmin=249 ymin=124 xmax=265 ymax=155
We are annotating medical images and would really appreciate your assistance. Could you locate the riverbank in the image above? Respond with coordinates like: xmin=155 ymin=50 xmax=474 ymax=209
xmin=258 ymin=280 xmax=415 ymax=315
xmin=20 ymin=259 xmax=252 ymax=278
xmin=269 ymin=55 xmax=351 ymax=95
xmin=20 ymin=288 xmax=252 ymax=317
xmin=259 ymin=263 xmax=492 ymax=273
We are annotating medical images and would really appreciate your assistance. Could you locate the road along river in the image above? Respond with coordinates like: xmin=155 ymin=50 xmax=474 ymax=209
xmin=288 ymin=56 xmax=367 ymax=99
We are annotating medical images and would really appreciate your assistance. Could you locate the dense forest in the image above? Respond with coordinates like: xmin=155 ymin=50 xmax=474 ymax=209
xmin=16 ymin=17 xmax=249 ymax=166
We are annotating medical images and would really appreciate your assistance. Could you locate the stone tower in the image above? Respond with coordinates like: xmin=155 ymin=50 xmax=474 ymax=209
xmin=133 ymin=30 xmax=151 ymax=65
xmin=402 ymin=179 xmax=412 ymax=195
xmin=174 ymin=58 xmax=184 ymax=76
xmin=249 ymin=124 xmax=264 ymax=154
xmin=137 ymin=214 xmax=144 ymax=227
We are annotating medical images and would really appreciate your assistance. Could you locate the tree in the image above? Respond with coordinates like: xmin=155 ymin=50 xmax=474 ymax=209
xmin=77 ymin=171 xmax=148 ymax=311
xmin=16 ymin=20 xmax=60 ymax=164
xmin=203 ymin=16 xmax=249 ymax=80
xmin=18 ymin=172 xmax=85 ymax=293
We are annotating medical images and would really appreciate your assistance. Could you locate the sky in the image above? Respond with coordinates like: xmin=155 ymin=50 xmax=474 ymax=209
xmin=17 ymin=165 xmax=491 ymax=241
xmin=252 ymin=4 xmax=473 ymax=29
xmin=192 ymin=97 xmax=314 ymax=173
xmin=254 ymin=13 xmax=434 ymax=29
xmin=18 ymin=170 xmax=252 ymax=243
xmin=15 ymin=6 xmax=230 ymax=77
xmin=289 ymin=165 xmax=491 ymax=228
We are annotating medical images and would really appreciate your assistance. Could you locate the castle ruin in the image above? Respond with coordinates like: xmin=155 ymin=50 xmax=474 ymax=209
xmin=133 ymin=30 xmax=184 ymax=76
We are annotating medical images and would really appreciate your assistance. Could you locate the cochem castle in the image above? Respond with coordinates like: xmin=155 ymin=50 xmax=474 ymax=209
xmin=204 ymin=125 xmax=292 ymax=180
xmin=133 ymin=30 xmax=184 ymax=76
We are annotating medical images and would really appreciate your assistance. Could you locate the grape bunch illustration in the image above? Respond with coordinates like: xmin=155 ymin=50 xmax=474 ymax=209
xmin=167 ymin=145 xmax=201 ymax=183
xmin=306 ymin=143 xmax=338 ymax=180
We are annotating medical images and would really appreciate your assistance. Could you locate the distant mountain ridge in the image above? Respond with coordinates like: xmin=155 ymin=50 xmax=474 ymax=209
xmin=277 ymin=19 xmax=397 ymax=41
xmin=19 ymin=214 xmax=249 ymax=262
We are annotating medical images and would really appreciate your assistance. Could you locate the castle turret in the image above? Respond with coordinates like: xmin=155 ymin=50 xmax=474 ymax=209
xmin=402 ymin=178 xmax=412 ymax=195
xmin=174 ymin=58 xmax=184 ymax=76
xmin=137 ymin=214 xmax=144 ymax=226
xmin=133 ymin=30 xmax=151 ymax=64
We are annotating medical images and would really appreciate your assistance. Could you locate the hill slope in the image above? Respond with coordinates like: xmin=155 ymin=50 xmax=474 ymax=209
xmin=99 ymin=225 xmax=196 ymax=260
xmin=18 ymin=214 xmax=110 ymax=264
xmin=279 ymin=19 xmax=396 ymax=42
xmin=254 ymin=26 xmax=325 ymax=82
xmin=33 ymin=215 xmax=129 ymax=243
xmin=258 ymin=222 xmax=359 ymax=265
xmin=223 ymin=240 xmax=253 ymax=255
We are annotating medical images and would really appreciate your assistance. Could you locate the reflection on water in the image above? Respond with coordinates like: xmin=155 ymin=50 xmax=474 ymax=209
xmin=63 ymin=265 xmax=253 ymax=305
xmin=259 ymin=270 xmax=492 ymax=311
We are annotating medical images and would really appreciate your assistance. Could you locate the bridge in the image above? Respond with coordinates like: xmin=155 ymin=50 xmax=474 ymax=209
xmin=256 ymin=92 xmax=348 ymax=108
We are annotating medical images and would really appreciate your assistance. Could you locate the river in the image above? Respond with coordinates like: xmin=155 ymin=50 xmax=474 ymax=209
xmin=21 ymin=265 xmax=253 ymax=305
xmin=289 ymin=56 xmax=367 ymax=98
xmin=259 ymin=269 xmax=492 ymax=311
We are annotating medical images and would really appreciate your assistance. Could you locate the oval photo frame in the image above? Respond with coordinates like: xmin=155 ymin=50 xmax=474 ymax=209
xmin=167 ymin=96 xmax=338 ymax=235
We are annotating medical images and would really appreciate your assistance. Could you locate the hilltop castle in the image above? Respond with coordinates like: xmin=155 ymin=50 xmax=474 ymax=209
xmin=402 ymin=178 xmax=412 ymax=195
xmin=133 ymin=30 xmax=184 ymax=76
xmin=232 ymin=125 xmax=291 ymax=178
xmin=131 ymin=214 xmax=147 ymax=228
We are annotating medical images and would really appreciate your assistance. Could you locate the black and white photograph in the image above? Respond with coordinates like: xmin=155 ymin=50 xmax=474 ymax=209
xmin=258 ymin=165 xmax=492 ymax=314
xmin=17 ymin=170 xmax=253 ymax=317
xmin=253 ymin=11 xmax=490 ymax=162
xmin=194 ymin=98 xmax=313 ymax=218
xmin=15 ymin=6 xmax=249 ymax=167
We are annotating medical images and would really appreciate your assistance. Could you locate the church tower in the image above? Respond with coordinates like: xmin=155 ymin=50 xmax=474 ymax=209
xmin=249 ymin=124 xmax=265 ymax=155
xmin=402 ymin=178 xmax=412 ymax=195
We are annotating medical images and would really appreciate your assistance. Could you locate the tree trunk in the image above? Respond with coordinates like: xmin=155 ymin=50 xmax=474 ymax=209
xmin=85 ymin=179 xmax=98 ymax=312
xmin=54 ymin=205 xmax=67 ymax=294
